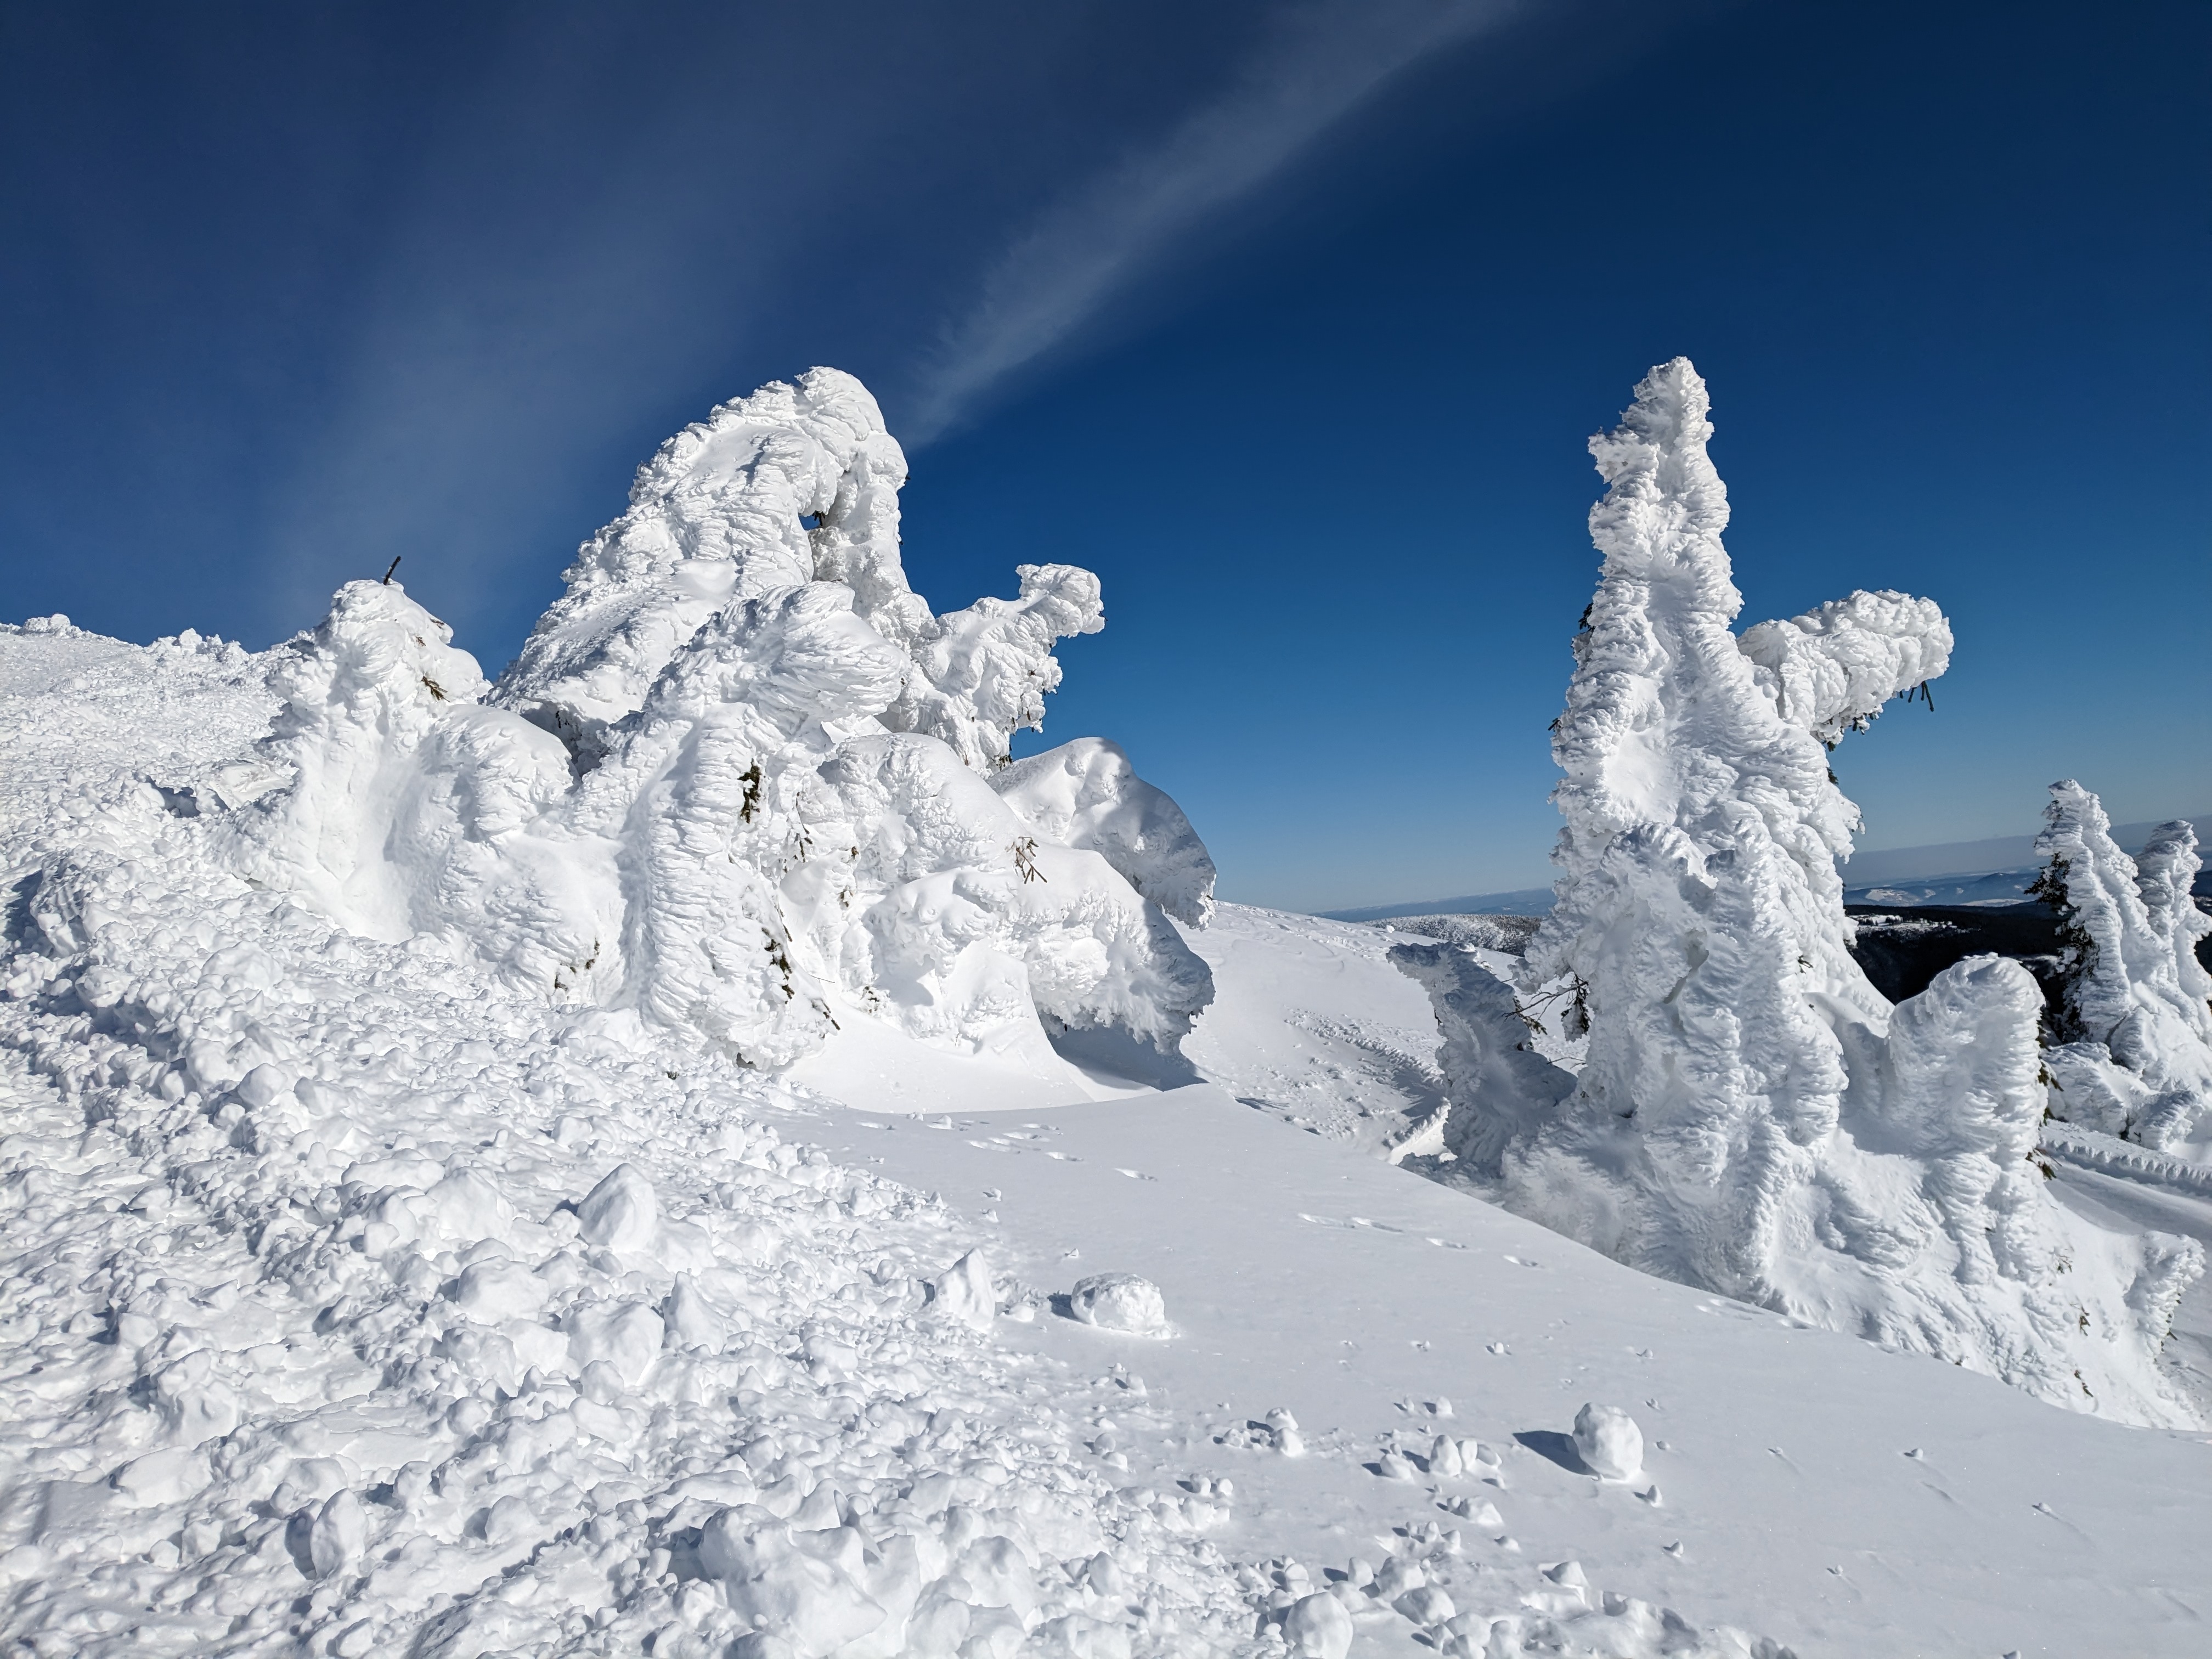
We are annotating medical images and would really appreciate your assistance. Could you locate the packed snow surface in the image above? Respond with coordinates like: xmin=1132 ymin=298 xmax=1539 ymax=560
xmin=6 ymin=365 xmax=2212 ymax=1659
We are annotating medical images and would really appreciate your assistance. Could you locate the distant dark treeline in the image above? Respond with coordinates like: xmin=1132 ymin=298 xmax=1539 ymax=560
xmin=1846 ymin=900 xmax=2212 ymax=1007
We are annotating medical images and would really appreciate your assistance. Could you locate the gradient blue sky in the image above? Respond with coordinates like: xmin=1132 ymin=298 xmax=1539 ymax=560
xmin=3 ymin=1 xmax=2206 ymax=911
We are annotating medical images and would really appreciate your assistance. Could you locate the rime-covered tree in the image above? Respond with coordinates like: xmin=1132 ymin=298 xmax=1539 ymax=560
xmin=1398 ymin=360 xmax=2203 ymax=1426
xmin=2033 ymin=783 xmax=2212 ymax=1150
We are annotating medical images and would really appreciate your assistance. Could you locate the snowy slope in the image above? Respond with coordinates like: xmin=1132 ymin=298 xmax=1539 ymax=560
xmin=803 ymin=1084 xmax=2212 ymax=1658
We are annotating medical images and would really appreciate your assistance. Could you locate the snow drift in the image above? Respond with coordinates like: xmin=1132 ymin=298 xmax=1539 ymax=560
xmin=232 ymin=369 xmax=1213 ymax=1073
xmin=1397 ymin=359 xmax=2202 ymax=1427
xmin=2032 ymin=781 xmax=2212 ymax=1154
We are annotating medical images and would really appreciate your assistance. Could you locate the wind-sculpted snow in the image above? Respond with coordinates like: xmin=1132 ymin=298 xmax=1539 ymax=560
xmin=1736 ymin=590 xmax=1951 ymax=748
xmin=994 ymin=737 xmax=1217 ymax=927
xmin=1386 ymin=942 xmax=1571 ymax=1175
xmin=2033 ymin=783 xmax=2212 ymax=1153
xmin=227 ymin=373 xmax=1210 ymax=1072
xmin=799 ymin=734 xmax=1212 ymax=1058
xmin=1399 ymin=359 xmax=2203 ymax=1427
xmin=497 ymin=368 xmax=1102 ymax=774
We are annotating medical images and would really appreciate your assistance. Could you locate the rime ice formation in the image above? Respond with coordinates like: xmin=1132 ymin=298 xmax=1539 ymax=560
xmin=994 ymin=737 xmax=1217 ymax=927
xmin=231 ymin=371 xmax=1210 ymax=1071
xmin=496 ymin=367 xmax=1103 ymax=772
xmin=2033 ymin=782 xmax=2212 ymax=1153
xmin=1398 ymin=359 xmax=2202 ymax=1427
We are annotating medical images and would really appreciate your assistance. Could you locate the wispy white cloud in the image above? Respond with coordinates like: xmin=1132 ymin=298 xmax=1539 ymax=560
xmin=904 ymin=0 xmax=1523 ymax=443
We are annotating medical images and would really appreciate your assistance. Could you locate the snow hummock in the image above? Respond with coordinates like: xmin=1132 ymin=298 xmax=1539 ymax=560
xmin=2033 ymin=781 xmax=2212 ymax=1153
xmin=1393 ymin=358 xmax=2203 ymax=1428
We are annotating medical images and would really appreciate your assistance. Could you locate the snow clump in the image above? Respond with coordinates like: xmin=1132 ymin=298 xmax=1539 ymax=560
xmin=1572 ymin=1404 xmax=1644 ymax=1481
xmin=1066 ymin=1273 xmax=1173 ymax=1338
xmin=1396 ymin=358 xmax=2204 ymax=1428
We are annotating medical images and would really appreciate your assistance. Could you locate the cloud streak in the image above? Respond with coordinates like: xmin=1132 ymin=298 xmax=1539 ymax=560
xmin=904 ymin=0 xmax=1523 ymax=443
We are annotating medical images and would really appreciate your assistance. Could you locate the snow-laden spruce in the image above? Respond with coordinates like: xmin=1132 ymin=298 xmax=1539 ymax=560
xmin=234 ymin=370 xmax=1213 ymax=1072
xmin=2032 ymin=781 xmax=2212 ymax=1153
xmin=1398 ymin=359 xmax=2202 ymax=1427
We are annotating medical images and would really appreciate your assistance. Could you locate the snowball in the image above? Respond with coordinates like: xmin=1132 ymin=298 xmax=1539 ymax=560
xmin=233 ymin=1063 xmax=293 ymax=1110
xmin=1395 ymin=1584 xmax=1456 ymax=1627
xmin=1066 ymin=1273 xmax=1171 ymax=1338
xmin=577 ymin=1163 xmax=657 ymax=1254
xmin=1283 ymin=1590 xmax=1353 ymax=1658
xmin=449 ymin=1259 xmax=549 ymax=1322
xmin=930 ymin=1249 xmax=997 ymax=1332
xmin=1572 ymin=1404 xmax=1643 ymax=1481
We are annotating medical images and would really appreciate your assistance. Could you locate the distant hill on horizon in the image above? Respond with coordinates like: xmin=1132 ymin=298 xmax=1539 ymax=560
xmin=1317 ymin=812 xmax=2211 ymax=922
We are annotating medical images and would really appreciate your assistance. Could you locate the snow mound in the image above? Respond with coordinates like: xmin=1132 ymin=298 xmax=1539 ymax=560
xmin=226 ymin=371 xmax=1211 ymax=1072
xmin=1397 ymin=359 xmax=2203 ymax=1427
xmin=2033 ymin=782 xmax=2212 ymax=1153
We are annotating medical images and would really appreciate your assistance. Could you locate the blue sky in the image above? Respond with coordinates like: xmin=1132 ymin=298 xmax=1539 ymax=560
xmin=3 ymin=0 xmax=2206 ymax=912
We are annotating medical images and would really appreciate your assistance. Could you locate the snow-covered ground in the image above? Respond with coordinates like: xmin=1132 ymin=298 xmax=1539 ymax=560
xmin=5 ymin=619 xmax=2211 ymax=1658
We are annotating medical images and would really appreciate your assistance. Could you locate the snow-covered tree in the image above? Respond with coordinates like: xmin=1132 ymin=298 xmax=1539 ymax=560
xmin=1515 ymin=356 xmax=1948 ymax=1299
xmin=1401 ymin=359 xmax=2204 ymax=1426
xmin=2033 ymin=783 xmax=2212 ymax=1150
xmin=234 ymin=373 xmax=1211 ymax=1072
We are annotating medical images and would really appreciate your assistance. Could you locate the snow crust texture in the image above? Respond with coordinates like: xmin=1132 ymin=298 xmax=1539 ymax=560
xmin=1398 ymin=359 xmax=2203 ymax=1428
xmin=2033 ymin=782 xmax=2212 ymax=1153
xmin=230 ymin=371 xmax=1211 ymax=1075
